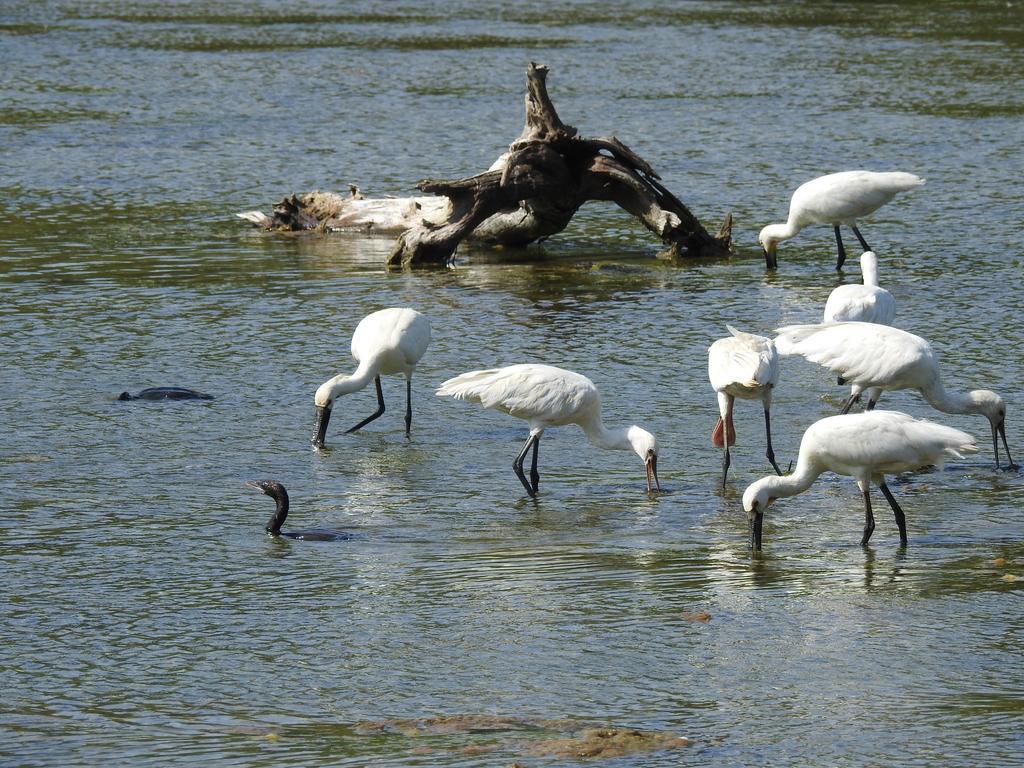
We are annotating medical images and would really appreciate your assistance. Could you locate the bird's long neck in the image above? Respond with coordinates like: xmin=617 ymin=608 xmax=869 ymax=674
xmin=783 ymin=210 xmax=806 ymax=237
xmin=768 ymin=220 xmax=802 ymax=245
xmin=861 ymin=254 xmax=880 ymax=287
xmin=920 ymin=379 xmax=979 ymax=416
xmin=756 ymin=452 xmax=823 ymax=500
xmin=266 ymin=490 xmax=289 ymax=534
xmin=579 ymin=412 xmax=632 ymax=452
xmin=324 ymin=362 xmax=377 ymax=400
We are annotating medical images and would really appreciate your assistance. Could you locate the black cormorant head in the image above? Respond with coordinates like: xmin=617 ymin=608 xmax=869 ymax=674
xmin=246 ymin=480 xmax=290 ymax=534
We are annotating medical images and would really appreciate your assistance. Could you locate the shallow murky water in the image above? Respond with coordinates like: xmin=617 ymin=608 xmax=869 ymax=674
xmin=2 ymin=1 xmax=1023 ymax=765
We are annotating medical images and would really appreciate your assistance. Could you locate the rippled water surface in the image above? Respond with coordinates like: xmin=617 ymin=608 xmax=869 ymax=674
xmin=2 ymin=1 xmax=1023 ymax=765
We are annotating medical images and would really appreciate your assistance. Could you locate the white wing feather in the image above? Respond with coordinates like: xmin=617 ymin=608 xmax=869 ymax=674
xmin=791 ymin=171 xmax=925 ymax=226
xmin=437 ymin=364 xmax=598 ymax=424
xmin=803 ymin=411 xmax=977 ymax=474
xmin=823 ymin=286 xmax=896 ymax=325
xmin=709 ymin=326 xmax=778 ymax=393
xmin=774 ymin=322 xmax=932 ymax=389
xmin=351 ymin=308 xmax=431 ymax=368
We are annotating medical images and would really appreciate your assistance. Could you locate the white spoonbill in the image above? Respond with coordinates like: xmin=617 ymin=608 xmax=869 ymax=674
xmin=436 ymin=364 xmax=659 ymax=497
xmin=823 ymin=251 xmax=896 ymax=325
xmin=758 ymin=171 xmax=924 ymax=270
xmin=774 ymin=321 xmax=1014 ymax=468
xmin=743 ymin=410 xmax=977 ymax=550
xmin=312 ymin=307 xmax=431 ymax=447
xmin=708 ymin=325 xmax=784 ymax=488
xmin=822 ymin=250 xmax=896 ymax=407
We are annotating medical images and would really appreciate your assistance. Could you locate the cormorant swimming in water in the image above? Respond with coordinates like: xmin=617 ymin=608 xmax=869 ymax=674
xmin=246 ymin=480 xmax=352 ymax=542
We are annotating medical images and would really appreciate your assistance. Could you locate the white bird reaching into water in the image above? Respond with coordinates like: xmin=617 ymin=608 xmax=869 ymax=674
xmin=822 ymin=250 xmax=896 ymax=407
xmin=707 ymin=325 xmax=784 ymax=488
xmin=758 ymin=171 xmax=925 ymax=270
xmin=742 ymin=410 xmax=977 ymax=550
xmin=774 ymin=321 xmax=1014 ymax=468
xmin=312 ymin=307 xmax=431 ymax=447
xmin=436 ymin=364 xmax=660 ymax=497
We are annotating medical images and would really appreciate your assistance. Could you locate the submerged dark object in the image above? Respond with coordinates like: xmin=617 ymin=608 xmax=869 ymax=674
xmin=246 ymin=480 xmax=352 ymax=542
xmin=118 ymin=387 xmax=213 ymax=401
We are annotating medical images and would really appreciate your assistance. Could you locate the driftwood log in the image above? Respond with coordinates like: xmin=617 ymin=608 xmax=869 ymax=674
xmin=238 ymin=63 xmax=733 ymax=267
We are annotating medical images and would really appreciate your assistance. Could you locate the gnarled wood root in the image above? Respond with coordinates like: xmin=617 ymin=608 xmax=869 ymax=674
xmin=239 ymin=63 xmax=733 ymax=268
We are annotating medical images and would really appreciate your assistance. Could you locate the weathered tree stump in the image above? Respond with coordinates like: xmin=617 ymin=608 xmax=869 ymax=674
xmin=238 ymin=63 xmax=733 ymax=267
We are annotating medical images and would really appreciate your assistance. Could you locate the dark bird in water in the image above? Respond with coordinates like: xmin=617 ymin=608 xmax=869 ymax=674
xmin=246 ymin=480 xmax=352 ymax=542
xmin=118 ymin=387 xmax=213 ymax=401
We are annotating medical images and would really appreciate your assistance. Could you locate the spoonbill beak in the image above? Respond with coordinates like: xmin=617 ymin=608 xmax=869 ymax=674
xmin=994 ymin=420 xmax=1016 ymax=469
xmin=312 ymin=405 xmax=332 ymax=448
xmin=750 ymin=510 xmax=764 ymax=551
xmin=645 ymin=452 xmax=661 ymax=493
xmin=763 ymin=245 xmax=778 ymax=271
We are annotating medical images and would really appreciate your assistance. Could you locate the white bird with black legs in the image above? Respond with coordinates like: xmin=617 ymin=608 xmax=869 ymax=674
xmin=708 ymin=325 xmax=784 ymax=488
xmin=822 ymin=250 xmax=896 ymax=407
xmin=312 ymin=307 xmax=431 ymax=448
xmin=743 ymin=410 xmax=977 ymax=550
xmin=774 ymin=321 xmax=1014 ymax=468
xmin=436 ymin=364 xmax=660 ymax=497
xmin=759 ymin=171 xmax=924 ymax=270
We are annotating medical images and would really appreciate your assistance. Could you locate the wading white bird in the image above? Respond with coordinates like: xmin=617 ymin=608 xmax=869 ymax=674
xmin=822 ymin=250 xmax=896 ymax=407
xmin=823 ymin=251 xmax=896 ymax=325
xmin=312 ymin=307 xmax=431 ymax=447
xmin=707 ymin=325 xmax=784 ymax=488
xmin=742 ymin=410 xmax=977 ymax=550
xmin=436 ymin=364 xmax=660 ymax=497
xmin=758 ymin=171 xmax=925 ymax=270
xmin=774 ymin=321 xmax=1014 ymax=468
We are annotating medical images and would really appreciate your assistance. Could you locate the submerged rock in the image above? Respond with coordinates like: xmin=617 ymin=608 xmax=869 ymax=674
xmin=680 ymin=610 xmax=712 ymax=622
xmin=117 ymin=387 xmax=213 ymax=401
xmin=523 ymin=727 xmax=692 ymax=759
xmin=351 ymin=715 xmax=693 ymax=761
xmin=352 ymin=714 xmax=549 ymax=737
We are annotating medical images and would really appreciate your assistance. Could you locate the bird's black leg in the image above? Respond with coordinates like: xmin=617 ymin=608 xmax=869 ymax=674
xmin=851 ymin=225 xmax=871 ymax=252
xmin=840 ymin=391 xmax=861 ymax=415
xmin=878 ymin=481 xmax=908 ymax=545
xmin=529 ymin=437 xmax=540 ymax=495
xmin=404 ymin=379 xmax=412 ymax=437
xmin=834 ymin=226 xmax=847 ymax=271
xmin=861 ymin=485 xmax=876 ymax=546
xmin=513 ymin=433 xmax=539 ymax=497
xmin=764 ymin=407 xmax=783 ymax=475
xmin=345 ymin=376 xmax=386 ymax=433
xmin=721 ymin=443 xmax=731 ymax=490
